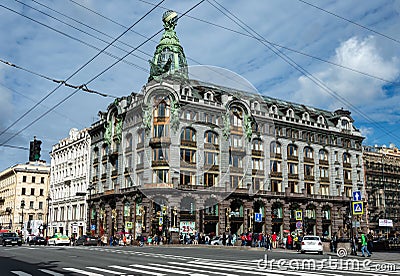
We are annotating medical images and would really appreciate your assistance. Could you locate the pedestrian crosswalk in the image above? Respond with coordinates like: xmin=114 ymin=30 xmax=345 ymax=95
xmin=9 ymin=257 xmax=400 ymax=276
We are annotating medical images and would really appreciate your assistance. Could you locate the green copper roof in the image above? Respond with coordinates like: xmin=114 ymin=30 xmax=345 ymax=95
xmin=148 ymin=10 xmax=188 ymax=82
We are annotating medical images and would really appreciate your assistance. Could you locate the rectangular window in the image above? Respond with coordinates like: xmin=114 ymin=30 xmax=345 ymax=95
xmin=230 ymin=175 xmax=242 ymax=189
xmin=40 ymin=189 xmax=44 ymax=196
xmin=180 ymin=171 xmax=196 ymax=186
xmin=204 ymin=173 xmax=218 ymax=187
xmin=271 ymin=180 xmax=281 ymax=192
xmin=153 ymin=124 xmax=169 ymax=138
xmin=229 ymin=155 xmax=243 ymax=168
xmin=252 ymin=158 xmax=264 ymax=170
xmin=289 ymin=181 xmax=299 ymax=193
xmin=153 ymin=169 xmax=169 ymax=183
xmin=180 ymin=149 xmax=196 ymax=163
xmin=231 ymin=135 xmax=243 ymax=148
xmin=288 ymin=163 xmax=298 ymax=174
xmin=153 ymin=148 xmax=168 ymax=161
xmin=204 ymin=152 xmax=218 ymax=165
xmin=31 ymin=188 xmax=35 ymax=196
xmin=320 ymin=185 xmax=330 ymax=196
xmin=270 ymin=161 xmax=281 ymax=172
xmin=38 ymin=202 xmax=43 ymax=209
xmin=252 ymin=177 xmax=263 ymax=190
xmin=304 ymin=165 xmax=314 ymax=176
xmin=137 ymin=151 xmax=144 ymax=165
xmin=320 ymin=167 xmax=329 ymax=178
xmin=306 ymin=183 xmax=315 ymax=194
xmin=32 ymin=176 xmax=36 ymax=183
xmin=22 ymin=176 xmax=27 ymax=182
xmin=22 ymin=188 xmax=26 ymax=195
xmin=29 ymin=201 xmax=34 ymax=209
xmin=40 ymin=177 xmax=45 ymax=184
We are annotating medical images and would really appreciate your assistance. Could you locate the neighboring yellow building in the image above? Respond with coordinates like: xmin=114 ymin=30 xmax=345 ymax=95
xmin=0 ymin=161 xmax=50 ymax=235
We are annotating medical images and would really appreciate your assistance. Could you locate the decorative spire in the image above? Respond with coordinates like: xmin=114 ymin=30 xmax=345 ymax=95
xmin=148 ymin=10 xmax=188 ymax=82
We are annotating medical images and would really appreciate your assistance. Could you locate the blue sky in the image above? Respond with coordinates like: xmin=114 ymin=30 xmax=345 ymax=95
xmin=0 ymin=0 xmax=399 ymax=170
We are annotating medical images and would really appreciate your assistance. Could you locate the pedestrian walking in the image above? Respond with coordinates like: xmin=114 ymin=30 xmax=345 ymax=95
xmin=361 ymin=233 xmax=371 ymax=257
xmin=271 ymin=232 xmax=277 ymax=248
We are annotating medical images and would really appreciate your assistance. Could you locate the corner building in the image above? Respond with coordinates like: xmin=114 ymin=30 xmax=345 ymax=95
xmin=88 ymin=10 xmax=365 ymax=241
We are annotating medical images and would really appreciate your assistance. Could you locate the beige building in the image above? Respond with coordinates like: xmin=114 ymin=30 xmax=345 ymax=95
xmin=0 ymin=161 xmax=50 ymax=235
xmin=364 ymin=144 xmax=400 ymax=233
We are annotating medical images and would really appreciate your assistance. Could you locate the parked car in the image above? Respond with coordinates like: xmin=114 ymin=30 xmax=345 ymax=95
xmin=301 ymin=235 xmax=323 ymax=255
xmin=0 ymin=232 xmax=22 ymax=246
xmin=28 ymin=236 xmax=47 ymax=246
xmin=74 ymin=235 xmax=97 ymax=246
xmin=47 ymin=233 xmax=70 ymax=246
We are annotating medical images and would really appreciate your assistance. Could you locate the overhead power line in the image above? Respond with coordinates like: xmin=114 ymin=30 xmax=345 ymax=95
xmin=0 ymin=58 xmax=118 ymax=98
xmin=136 ymin=0 xmax=399 ymax=87
xmin=297 ymin=0 xmax=400 ymax=45
xmin=208 ymin=0 xmax=400 ymax=143
xmin=0 ymin=0 xmax=206 ymax=148
xmin=0 ymin=0 xmax=167 ymax=145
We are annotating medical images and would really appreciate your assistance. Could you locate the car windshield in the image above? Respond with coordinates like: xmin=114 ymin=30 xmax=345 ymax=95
xmin=304 ymin=237 xmax=319 ymax=240
xmin=3 ymin=233 xmax=17 ymax=238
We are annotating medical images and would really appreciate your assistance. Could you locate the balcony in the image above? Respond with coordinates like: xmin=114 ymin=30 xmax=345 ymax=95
xmin=287 ymin=155 xmax=298 ymax=161
xmin=180 ymin=161 xmax=196 ymax=169
xmin=304 ymin=175 xmax=315 ymax=181
xmin=180 ymin=140 xmax=196 ymax=148
xmin=304 ymin=157 xmax=314 ymax=163
xmin=319 ymin=160 xmax=329 ymax=166
xmin=230 ymin=167 xmax=243 ymax=174
xmin=270 ymin=172 xmax=282 ymax=178
xmin=101 ymin=173 xmax=107 ymax=180
xmin=343 ymin=162 xmax=352 ymax=168
xmin=252 ymin=169 xmax=264 ymax=176
xmin=149 ymin=137 xmax=171 ymax=147
xmin=111 ymin=170 xmax=118 ymax=177
xmin=252 ymin=150 xmax=263 ymax=157
xmin=205 ymin=143 xmax=219 ymax=150
xmin=152 ymin=160 xmax=169 ymax=167
xmin=288 ymin=173 xmax=299 ymax=179
xmin=93 ymin=158 xmax=99 ymax=164
xmin=202 ymin=164 xmax=218 ymax=172
xmin=270 ymin=153 xmax=282 ymax=159
xmin=320 ymin=177 xmax=330 ymax=183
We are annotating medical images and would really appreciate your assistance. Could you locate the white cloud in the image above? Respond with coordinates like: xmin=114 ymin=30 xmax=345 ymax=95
xmin=292 ymin=35 xmax=399 ymax=113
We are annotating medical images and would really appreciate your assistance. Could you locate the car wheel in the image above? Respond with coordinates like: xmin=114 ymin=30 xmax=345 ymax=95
xmin=18 ymin=243 xmax=22 ymax=247
xmin=318 ymin=251 xmax=323 ymax=255
xmin=301 ymin=250 xmax=305 ymax=254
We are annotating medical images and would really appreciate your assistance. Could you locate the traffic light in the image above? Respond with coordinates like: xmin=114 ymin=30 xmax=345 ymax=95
xmin=29 ymin=137 xmax=42 ymax=161
xmin=161 ymin=206 xmax=167 ymax=215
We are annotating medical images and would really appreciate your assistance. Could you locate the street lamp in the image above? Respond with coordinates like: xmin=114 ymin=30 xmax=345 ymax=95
xmin=20 ymin=199 xmax=25 ymax=235
xmin=46 ymin=196 xmax=51 ymax=237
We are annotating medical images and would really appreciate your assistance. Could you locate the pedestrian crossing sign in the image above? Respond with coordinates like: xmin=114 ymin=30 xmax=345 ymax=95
xmin=295 ymin=210 xmax=302 ymax=221
xmin=352 ymin=201 xmax=364 ymax=215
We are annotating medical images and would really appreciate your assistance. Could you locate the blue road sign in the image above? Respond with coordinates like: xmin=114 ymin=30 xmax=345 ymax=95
xmin=90 ymin=225 xmax=96 ymax=231
xmin=254 ymin=213 xmax=262 ymax=222
xmin=296 ymin=221 xmax=302 ymax=229
xmin=352 ymin=191 xmax=362 ymax=201
xmin=352 ymin=201 xmax=364 ymax=215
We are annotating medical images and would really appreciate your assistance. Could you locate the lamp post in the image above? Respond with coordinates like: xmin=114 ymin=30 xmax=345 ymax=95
xmin=46 ymin=196 xmax=51 ymax=237
xmin=20 ymin=199 xmax=25 ymax=236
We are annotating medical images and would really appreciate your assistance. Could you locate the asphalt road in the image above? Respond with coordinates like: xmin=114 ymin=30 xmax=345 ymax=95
xmin=0 ymin=244 xmax=399 ymax=276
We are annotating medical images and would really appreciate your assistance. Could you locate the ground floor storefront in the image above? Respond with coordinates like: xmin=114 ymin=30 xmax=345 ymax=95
xmin=88 ymin=188 xmax=363 ymax=242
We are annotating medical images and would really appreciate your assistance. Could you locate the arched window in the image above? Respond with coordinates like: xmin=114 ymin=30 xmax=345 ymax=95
xmin=318 ymin=115 xmax=325 ymax=125
xmin=287 ymin=109 xmax=294 ymax=118
xmin=180 ymin=127 xmax=196 ymax=142
xmin=319 ymin=149 xmax=328 ymax=161
xmin=137 ymin=129 xmax=145 ymax=144
xmin=204 ymin=131 xmax=219 ymax=145
xmin=270 ymin=141 xmax=281 ymax=155
xmin=304 ymin=147 xmax=314 ymax=159
xmin=287 ymin=144 xmax=298 ymax=157
xmin=343 ymin=152 xmax=351 ymax=163
xmin=125 ymin=133 xmax=132 ymax=149
xmin=302 ymin=112 xmax=310 ymax=121
xmin=270 ymin=105 xmax=278 ymax=115
xmin=252 ymin=139 xmax=263 ymax=151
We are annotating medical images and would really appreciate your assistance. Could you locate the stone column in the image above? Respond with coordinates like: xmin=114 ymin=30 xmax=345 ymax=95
xmin=316 ymin=204 xmax=322 ymax=236
xmin=265 ymin=199 xmax=272 ymax=234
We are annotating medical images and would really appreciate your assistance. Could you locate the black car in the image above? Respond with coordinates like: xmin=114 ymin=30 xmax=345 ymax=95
xmin=74 ymin=235 xmax=98 ymax=246
xmin=0 ymin=232 xmax=22 ymax=246
xmin=28 ymin=236 xmax=47 ymax=246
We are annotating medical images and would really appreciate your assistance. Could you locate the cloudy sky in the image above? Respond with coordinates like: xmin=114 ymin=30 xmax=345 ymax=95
xmin=0 ymin=0 xmax=399 ymax=170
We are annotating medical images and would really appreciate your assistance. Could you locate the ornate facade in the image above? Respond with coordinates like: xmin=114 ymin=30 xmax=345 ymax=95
xmin=49 ymin=128 xmax=91 ymax=237
xmin=87 ymin=10 xmax=365 ymax=241
xmin=364 ymin=145 xmax=400 ymax=233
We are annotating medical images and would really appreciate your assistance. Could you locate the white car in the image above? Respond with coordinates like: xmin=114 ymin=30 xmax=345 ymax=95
xmin=47 ymin=234 xmax=70 ymax=246
xmin=301 ymin=235 xmax=323 ymax=255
